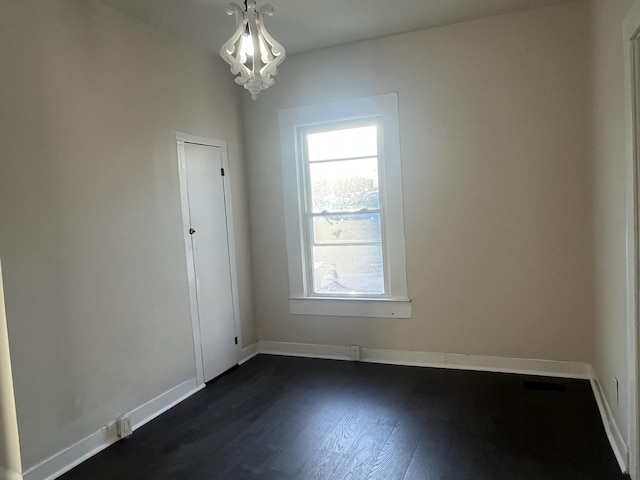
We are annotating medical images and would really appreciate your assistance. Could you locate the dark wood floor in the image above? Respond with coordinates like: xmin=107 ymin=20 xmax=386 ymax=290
xmin=60 ymin=355 xmax=628 ymax=480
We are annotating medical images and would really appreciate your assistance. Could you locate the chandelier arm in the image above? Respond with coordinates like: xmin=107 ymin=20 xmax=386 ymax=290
xmin=219 ymin=4 xmax=246 ymax=67
xmin=246 ymin=4 xmax=261 ymax=75
xmin=256 ymin=5 xmax=285 ymax=87
xmin=257 ymin=5 xmax=286 ymax=58
xmin=220 ymin=0 xmax=286 ymax=99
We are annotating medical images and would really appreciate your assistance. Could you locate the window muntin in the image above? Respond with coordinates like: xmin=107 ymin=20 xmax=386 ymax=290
xmin=301 ymin=122 xmax=386 ymax=296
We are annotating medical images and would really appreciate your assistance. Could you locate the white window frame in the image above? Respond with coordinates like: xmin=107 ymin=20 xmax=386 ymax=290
xmin=279 ymin=93 xmax=411 ymax=318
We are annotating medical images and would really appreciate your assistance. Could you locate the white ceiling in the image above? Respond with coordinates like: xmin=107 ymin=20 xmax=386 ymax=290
xmin=99 ymin=0 xmax=571 ymax=56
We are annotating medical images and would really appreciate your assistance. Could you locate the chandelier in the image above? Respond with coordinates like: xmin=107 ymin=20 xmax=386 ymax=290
xmin=219 ymin=0 xmax=286 ymax=100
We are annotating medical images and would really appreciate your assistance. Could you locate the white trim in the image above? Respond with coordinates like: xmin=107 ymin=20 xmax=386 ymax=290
xmin=22 ymin=379 xmax=203 ymax=480
xmin=624 ymin=6 xmax=640 ymax=479
xmin=259 ymin=341 xmax=352 ymax=360
xmin=128 ymin=379 xmax=203 ymax=430
xmin=176 ymin=138 xmax=205 ymax=386
xmin=289 ymin=297 xmax=411 ymax=318
xmin=591 ymin=367 xmax=629 ymax=473
xmin=441 ymin=353 xmax=590 ymax=378
xmin=0 ymin=468 xmax=22 ymax=480
xmin=278 ymin=94 xmax=410 ymax=317
xmin=176 ymin=133 xmax=243 ymax=386
xmin=239 ymin=343 xmax=259 ymax=365
xmin=256 ymin=341 xmax=591 ymax=379
xmin=219 ymin=144 xmax=244 ymax=364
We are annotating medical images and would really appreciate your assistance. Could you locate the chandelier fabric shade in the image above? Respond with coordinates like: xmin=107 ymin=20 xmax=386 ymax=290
xmin=219 ymin=0 xmax=286 ymax=100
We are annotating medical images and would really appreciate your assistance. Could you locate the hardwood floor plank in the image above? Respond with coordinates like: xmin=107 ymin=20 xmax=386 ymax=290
xmin=269 ymin=402 xmax=350 ymax=474
xmin=298 ymin=449 xmax=347 ymax=480
xmin=329 ymin=421 xmax=393 ymax=480
xmin=321 ymin=413 xmax=365 ymax=454
xmin=402 ymin=421 xmax=456 ymax=480
xmin=367 ymin=413 xmax=426 ymax=479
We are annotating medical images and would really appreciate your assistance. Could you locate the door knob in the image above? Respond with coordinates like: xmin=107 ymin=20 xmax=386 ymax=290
xmin=189 ymin=228 xmax=196 ymax=235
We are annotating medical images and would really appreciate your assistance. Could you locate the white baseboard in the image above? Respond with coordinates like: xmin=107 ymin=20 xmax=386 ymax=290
xmin=590 ymin=369 xmax=629 ymax=473
xmin=128 ymin=379 xmax=204 ymax=431
xmin=257 ymin=341 xmax=591 ymax=379
xmin=239 ymin=343 xmax=259 ymax=365
xmin=22 ymin=378 xmax=203 ymax=480
xmin=259 ymin=341 xmax=352 ymax=361
xmin=0 ymin=468 xmax=22 ymax=480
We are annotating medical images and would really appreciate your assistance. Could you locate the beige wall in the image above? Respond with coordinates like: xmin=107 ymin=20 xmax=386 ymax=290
xmin=243 ymin=1 xmax=594 ymax=361
xmin=587 ymin=0 xmax=634 ymax=453
xmin=0 ymin=0 xmax=253 ymax=470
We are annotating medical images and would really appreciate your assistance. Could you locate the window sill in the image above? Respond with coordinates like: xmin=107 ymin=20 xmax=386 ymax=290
xmin=289 ymin=297 xmax=411 ymax=318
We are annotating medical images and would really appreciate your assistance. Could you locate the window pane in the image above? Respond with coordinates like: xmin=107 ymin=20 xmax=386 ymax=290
xmin=309 ymin=158 xmax=379 ymax=212
xmin=312 ymin=245 xmax=384 ymax=294
xmin=307 ymin=125 xmax=377 ymax=162
xmin=312 ymin=213 xmax=381 ymax=244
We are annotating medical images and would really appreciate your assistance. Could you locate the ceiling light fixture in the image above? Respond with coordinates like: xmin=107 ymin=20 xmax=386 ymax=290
xmin=220 ymin=0 xmax=286 ymax=100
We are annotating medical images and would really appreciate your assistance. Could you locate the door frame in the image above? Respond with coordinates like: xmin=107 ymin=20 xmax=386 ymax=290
xmin=625 ymin=4 xmax=640 ymax=478
xmin=176 ymin=132 xmax=242 ymax=387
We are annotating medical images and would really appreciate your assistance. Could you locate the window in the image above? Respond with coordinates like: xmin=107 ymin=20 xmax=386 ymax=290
xmin=279 ymin=93 xmax=410 ymax=318
xmin=304 ymin=123 xmax=384 ymax=296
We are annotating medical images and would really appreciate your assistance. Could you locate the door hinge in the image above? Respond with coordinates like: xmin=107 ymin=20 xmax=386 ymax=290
xmin=220 ymin=167 xmax=225 ymax=176
xmin=234 ymin=336 xmax=238 ymax=345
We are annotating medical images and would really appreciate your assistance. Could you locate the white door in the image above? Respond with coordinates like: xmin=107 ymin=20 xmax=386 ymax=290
xmin=183 ymin=141 xmax=237 ymax=383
